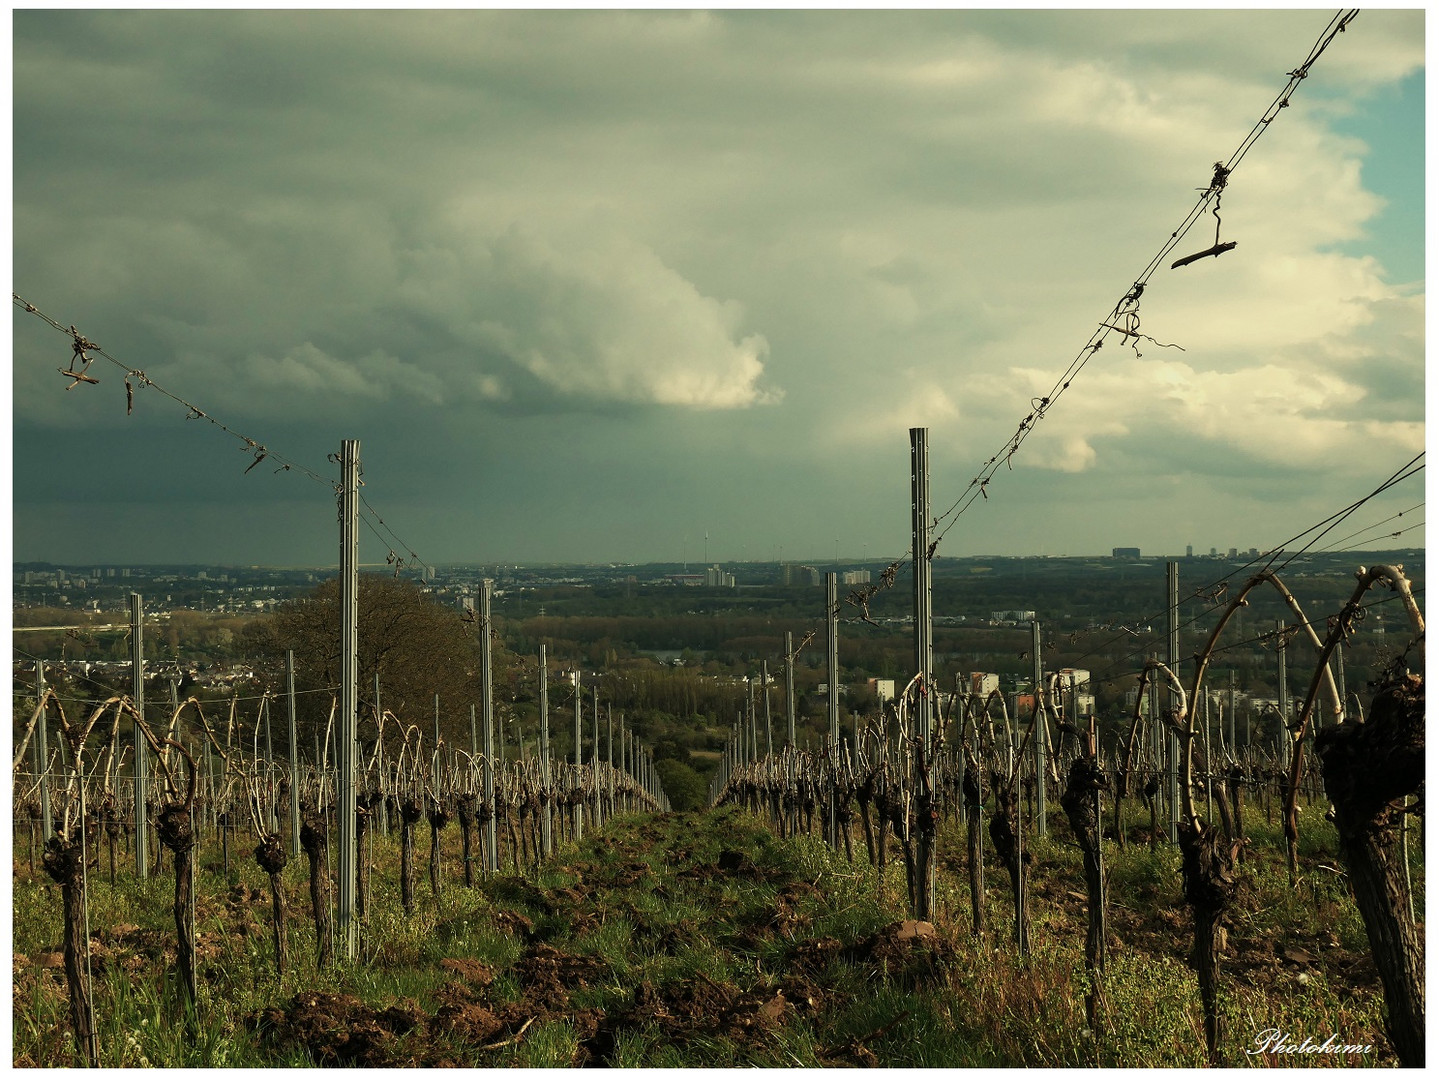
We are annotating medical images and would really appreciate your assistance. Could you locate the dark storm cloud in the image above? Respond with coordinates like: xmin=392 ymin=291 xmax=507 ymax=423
xmin=11 ymin=9 xmax=1423 ymax=564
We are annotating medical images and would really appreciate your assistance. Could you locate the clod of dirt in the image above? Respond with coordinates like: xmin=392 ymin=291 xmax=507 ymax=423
xmin=439 ymin=957 xmax=495 ymax=986
xmin=788 ymin=936 xmax=842 ymax=974
xmin=513 ymin=943 xmax=609 ymax=1008
xmin=607 ymin=861 xmax=655 ymax=888
xmin=433 ymin=1001 xmax=506 ymax=1044
xmin=255 ymin=992 xmax=420 ymax=1067
xmin=490 ymin=908 xmax=535 ymax=940
xmin=843 ymin=920 xmax=952 ymax=983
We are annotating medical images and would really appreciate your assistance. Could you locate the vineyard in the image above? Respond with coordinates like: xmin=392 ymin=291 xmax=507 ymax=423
xmin=10 ymin=6 xmax=1425 ymax=1070
xmin=10 ymin=557 xmax=1426 ymax=1067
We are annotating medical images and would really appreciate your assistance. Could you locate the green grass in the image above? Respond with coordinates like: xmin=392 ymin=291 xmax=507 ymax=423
xmin=12 ymin=799 xmax=1413 ymax=1067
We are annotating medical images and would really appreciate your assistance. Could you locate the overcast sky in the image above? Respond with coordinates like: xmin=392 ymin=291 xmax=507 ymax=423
xmin=10 ymin=9 xmax=1425 ymax=568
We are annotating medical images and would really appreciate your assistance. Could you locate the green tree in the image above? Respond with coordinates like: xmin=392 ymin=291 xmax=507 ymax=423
xmin=654 ymin=758 xmax=706 ymax=813
xmin=254 ymin=575 xmax=483 ymax=749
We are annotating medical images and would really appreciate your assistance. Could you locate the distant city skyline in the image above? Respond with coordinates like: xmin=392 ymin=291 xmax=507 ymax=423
xmin=12 ymin=11 xmax=1424 ymax=567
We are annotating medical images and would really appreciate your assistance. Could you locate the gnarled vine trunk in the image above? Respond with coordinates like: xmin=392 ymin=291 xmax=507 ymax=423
xmin=155 ymin=802 xmax=197 ymax=1009
xmin=299 ymin=809 xmax=333 ymax=969
xmin=1315 ymin=673 xmax=1424 ymax=1067
xmin=42 ymin=835 xmax=97 ymax=1066
xmin=254 ymin=833 xmax=289 ymax=980
xmin=399 ymin=797 xmax=422 ymax=915
xmin=1061 ymin=756 xmax=1109 ymax=1035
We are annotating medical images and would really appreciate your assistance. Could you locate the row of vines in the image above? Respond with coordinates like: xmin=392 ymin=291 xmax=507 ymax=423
xmin=12 ymin=674 xmax=665 ymax=1066
xmin=714 ymin=565 xmax=1425 ymax=1066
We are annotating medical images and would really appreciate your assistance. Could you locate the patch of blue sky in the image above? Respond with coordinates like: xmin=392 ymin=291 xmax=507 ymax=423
xmin=1328 ymin=68 xmax=1424 ymax=285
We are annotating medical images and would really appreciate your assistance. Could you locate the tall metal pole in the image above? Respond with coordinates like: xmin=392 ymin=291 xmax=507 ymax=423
xmin=35 ymin=661 xmax=52 ymax=841
xmin=826 ymin=572 xmax=840 ymax=847
xmin=131 ymin=592 xmax=148 ymax=879
xmin=1276 ymin=619 xmax=1290 ymax=770
xmin=762 ymin=661 xmax=773 ymax=759
xmin=263 ymin=692 xmax=276 ymax=832
xmin=1228 ymin=669 xmax=1237 ymax=756
xmin=480 ymin=579 xmax=497 ymax=873
xmin=747 ymin=681 xmax=758 ymax=764
xmin=784 ymin=631 xmax=796 ymax=749
xmin=374 ymin=672 xmax=387 ymax=837
xmin=1031 ymin=618 xmax=1046 ymax=839
xmin=539 ymin=645 xmax=553 ymax=857
xmin=911 ymin=427 xmax=936 ymax=915
xmin=1167 ymin=561 xmax=1181 ymax=843
xmin=573 ymin=673 xmax=583 ymax=840
xmin=591 ymin=686 xmax=601 ymax=827
xmin=337 ymin=438 xmax=361 ymax=960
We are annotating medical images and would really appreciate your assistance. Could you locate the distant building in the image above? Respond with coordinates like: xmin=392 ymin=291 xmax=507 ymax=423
xmin=1112 ymin=547 xmax=1141 ymax=560
xmin=968 ymin=672 xmax=999 ymax=698
xmin=1054 ymin=668 xmax=1095 ymax=715
xmin=1008 ymin=691 xmax=1039 ymax=718
xmin=705 ymin=565 xmax=735 ymax=588
xmin=989 ymin=609 xmax=1036 ymax=625
xmin=1186 ymin=545 xmax=1193 ymax=558
xmin=867 ymin=678 xmax=895 ymax=703
xmin=1228 ymin=548 xmax=1238 ymax=559
xmin=840 ymin=570 xmax=871 ymax=586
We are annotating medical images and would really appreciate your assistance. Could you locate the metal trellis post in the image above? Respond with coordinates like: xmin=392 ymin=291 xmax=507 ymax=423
xmin=287 ymin=649 xmax=301 ymax=857
xmin=785 ymin=630 xmax=797 ymax=749
xmin=36 ymin=661 xmax=52 ymax=841
xmin=911 ymin=426 xmax=936 ymax=913
xmin=481 ymin=579 xmax=497 ymax=873
xmin=1032 ymin=619 xmax=1046 ymax=838
xmin=337 ymin=438 xmax=361 ymax=961
xmin=539 ymin=645 xmax=553 ymax=857
xmin=827 ymin=572 xmax=840 ymax=848
xmin=132 ymin=592 xmax=148 ymax=879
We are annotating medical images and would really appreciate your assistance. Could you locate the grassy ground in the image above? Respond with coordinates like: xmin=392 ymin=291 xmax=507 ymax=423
xmin=11 ymin=798 xmax=1417 ymax=1066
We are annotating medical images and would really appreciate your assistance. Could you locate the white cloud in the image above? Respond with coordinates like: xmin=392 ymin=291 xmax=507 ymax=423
xmin=11 ymin=9 xmax=1423 ymax=561
xmin=245 ymin=344 xmax=448 ymax=405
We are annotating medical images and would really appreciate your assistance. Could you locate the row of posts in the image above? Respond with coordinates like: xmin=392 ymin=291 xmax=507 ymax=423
xmin=24 ymin=439 xmax=664 ymax=964
xmin=712 ymin=426 xmax=1329 ymax=867
xmin=25 ymin=437 xmax=1336 ymax=933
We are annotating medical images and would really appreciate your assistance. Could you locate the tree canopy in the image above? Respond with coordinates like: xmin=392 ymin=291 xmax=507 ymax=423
xmin=255 ymin=574 xmax=483 ymax=746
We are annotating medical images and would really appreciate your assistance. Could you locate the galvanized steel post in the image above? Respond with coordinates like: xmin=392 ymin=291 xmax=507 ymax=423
xmin=480 ymin=579 xmax=496 ymax=872
xmin=911 ymin=427 xmax=936 ymax=913
xmin=1032 ymin=619 xmax=1046 ymax=838
xmin=539 ymin=645 xmax=553 ymax=856
xmin=131 ymin=592 xmax=148 ymax=879
xmin=337 ymin=439 xmax=361 ymax=960
xmin=784 ymin=631 xmax=796 ymax=749
xmin=35 ymin=661 xmax=52 ymax=841
xmin=826 ymin=572 xmax=840 ymax=847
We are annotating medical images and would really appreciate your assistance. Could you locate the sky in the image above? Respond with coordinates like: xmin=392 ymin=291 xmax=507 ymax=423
xmin=9 ymin=9 xmax=1426 ymax=568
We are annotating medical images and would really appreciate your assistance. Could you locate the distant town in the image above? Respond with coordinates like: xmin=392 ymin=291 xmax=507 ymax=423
xmin=12 ymin=544 xmax=1418 ymax=617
